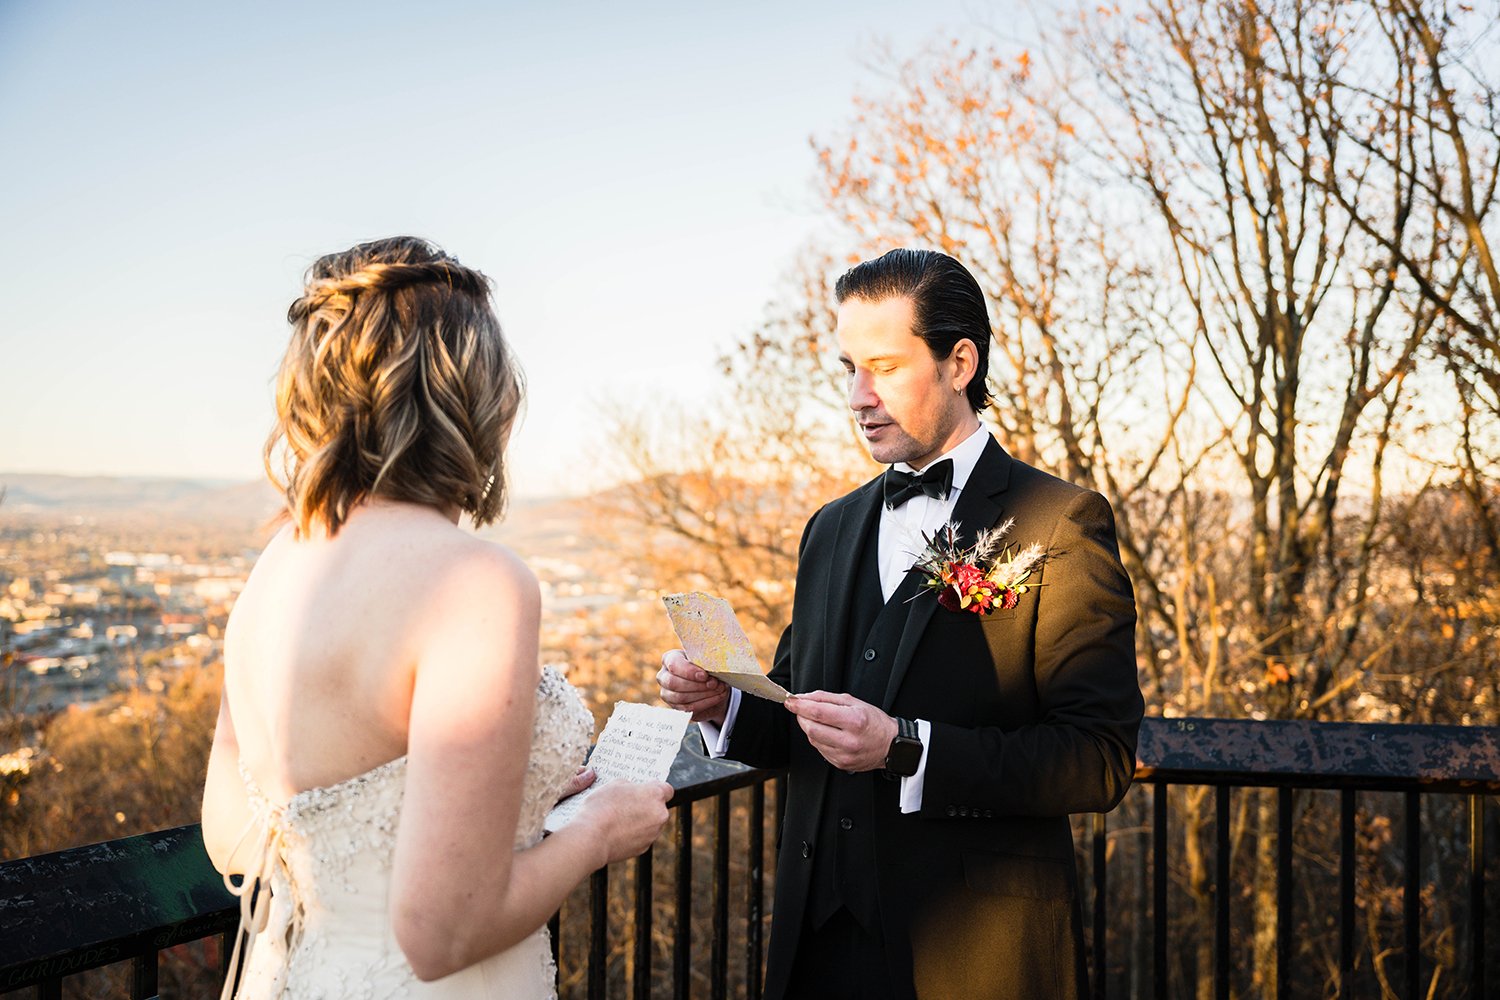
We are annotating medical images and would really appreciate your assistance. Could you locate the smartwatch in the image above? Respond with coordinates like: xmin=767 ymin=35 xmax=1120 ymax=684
xmin=882 ymin=716 xmax=923 ymax=778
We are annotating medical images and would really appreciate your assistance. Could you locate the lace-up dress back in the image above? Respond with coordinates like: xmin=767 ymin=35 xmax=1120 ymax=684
xmin=222 ymin=666 xmax=592 ymax=999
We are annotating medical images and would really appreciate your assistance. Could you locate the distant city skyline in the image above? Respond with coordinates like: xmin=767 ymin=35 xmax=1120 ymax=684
xmin=0 ymin=0 xmax=1008 ymax=498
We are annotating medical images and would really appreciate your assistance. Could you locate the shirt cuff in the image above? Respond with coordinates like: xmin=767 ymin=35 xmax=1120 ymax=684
xmin=698 ymin=688 xmax=742 ymax=758
xmin=897 ymin=719 xmax=932 ymax=814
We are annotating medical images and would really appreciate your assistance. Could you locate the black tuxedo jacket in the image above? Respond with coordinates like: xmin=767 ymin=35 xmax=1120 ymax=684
xmin=724 ymin=436 xmax=1143 ymax=1000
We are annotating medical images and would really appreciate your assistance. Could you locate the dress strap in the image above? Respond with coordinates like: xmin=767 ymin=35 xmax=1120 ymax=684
xmin=220 ymin=769 xmax=294 ymax=1000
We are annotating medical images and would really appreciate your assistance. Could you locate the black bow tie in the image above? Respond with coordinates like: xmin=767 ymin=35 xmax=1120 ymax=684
xmin=883 ymin=459 xmax=954 ymax=509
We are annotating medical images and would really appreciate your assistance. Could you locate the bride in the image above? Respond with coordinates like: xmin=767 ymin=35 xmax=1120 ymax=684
xmin=200 ymin=236 xmax=671 ymax=998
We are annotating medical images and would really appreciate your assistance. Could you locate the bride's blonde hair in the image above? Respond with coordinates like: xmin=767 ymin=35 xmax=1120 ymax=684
xmin=265 ymin=236 xmax=522 ymax=537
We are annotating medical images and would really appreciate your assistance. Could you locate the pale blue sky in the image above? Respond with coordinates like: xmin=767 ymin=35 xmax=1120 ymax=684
xmin=0 ymin=0 xmax=1009 ymax=497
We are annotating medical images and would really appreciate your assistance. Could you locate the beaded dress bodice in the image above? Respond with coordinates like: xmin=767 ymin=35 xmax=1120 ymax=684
xmin=223 ymin=666 xmax=593 ymax=999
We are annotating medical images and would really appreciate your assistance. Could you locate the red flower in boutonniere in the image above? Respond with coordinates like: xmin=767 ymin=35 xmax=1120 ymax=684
xmin=909 ymin=519 xmax=1047 ymax=615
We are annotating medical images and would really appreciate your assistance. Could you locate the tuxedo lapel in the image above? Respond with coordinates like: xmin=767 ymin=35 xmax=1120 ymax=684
xmin=880 ymin=436 xmax=1013 ymax=711
xmin=821 ymin=477 xmax=884 ymax=693
xmin=945 ymin=435 xmax=1013 ymax=548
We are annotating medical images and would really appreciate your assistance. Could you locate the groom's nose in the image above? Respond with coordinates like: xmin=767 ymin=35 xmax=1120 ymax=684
xmin=848 ymin=369 xmax=878 ymax=411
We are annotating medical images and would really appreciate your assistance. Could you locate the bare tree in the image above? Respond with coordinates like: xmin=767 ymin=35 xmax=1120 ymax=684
xmin=596 ymin=250 xmax=872 ymax=651
xmin=603 ymin=3 xmax=1498 ymax=993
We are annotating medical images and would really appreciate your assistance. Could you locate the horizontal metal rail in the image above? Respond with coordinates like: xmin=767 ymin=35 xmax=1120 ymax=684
xmin=4 ymin=718 xmax=1496 ymax=999
xmin=0 ymin=729 xmax=773 ymax=998
xmin=1113 ymin=717 xmax=1500 ymax=1000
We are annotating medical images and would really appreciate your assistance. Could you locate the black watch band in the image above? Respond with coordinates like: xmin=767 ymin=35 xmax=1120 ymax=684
xmin=883 ymin=717 xmax=923 ymax=778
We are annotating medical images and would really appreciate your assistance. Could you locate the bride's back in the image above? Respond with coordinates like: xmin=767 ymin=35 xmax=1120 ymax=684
xmin=201 ymin=237 xmax=673 ymax=998
xmin=206 ymin=234 xmax=524 ymax=811
xmin=224 ymin=503 xmax=472 ymax=802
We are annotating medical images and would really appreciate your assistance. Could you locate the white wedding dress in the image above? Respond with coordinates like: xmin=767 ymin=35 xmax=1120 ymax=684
xmin=221 ymin=666 xmax=593 ymax=999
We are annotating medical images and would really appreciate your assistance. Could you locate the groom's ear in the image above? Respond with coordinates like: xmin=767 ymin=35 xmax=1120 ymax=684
xmin=948 ymin=338 xmax=980 ymax=391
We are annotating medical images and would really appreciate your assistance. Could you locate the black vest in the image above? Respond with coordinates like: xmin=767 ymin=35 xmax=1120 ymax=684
xmin=808 ymin=526 xmax=923 ymax=931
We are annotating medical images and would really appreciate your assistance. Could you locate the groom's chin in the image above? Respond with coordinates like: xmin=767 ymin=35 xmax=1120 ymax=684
xmin=865 ymin=440 xmax=914 ymax=467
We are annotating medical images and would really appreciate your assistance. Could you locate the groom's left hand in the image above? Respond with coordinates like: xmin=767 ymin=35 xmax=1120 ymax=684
xmin=785 ymin=691 xmax=897 ymax=773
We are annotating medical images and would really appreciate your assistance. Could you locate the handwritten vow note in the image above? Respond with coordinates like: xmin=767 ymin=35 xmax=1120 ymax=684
xmin=662 ymin=592 xmax=791 ymax=704
xmin=543 ymin=702 xmax=689 ymax=834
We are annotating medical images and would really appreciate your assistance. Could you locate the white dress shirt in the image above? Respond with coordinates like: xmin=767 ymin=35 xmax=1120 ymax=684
xmin=699 ymin=424 xmax=991 ymax=815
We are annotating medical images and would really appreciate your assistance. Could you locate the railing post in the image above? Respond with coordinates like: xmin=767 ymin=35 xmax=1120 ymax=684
xmin=748 ymin=781 xmax=765 ymax=1000
xmin=1214 ymin=784 xmax=1230 ymax=1000
xmin=223 ymin=922 xmax=247 ymax=998
xmin=634 ymin=849 xmax=654 ymax=1000
xmin=1339 ymin=788 xmax=1356 ymax=1000
xmin=675 ymin=800 xmax=693 ymax=1000
xmin=1470 ymin=793 xmax=1486 ymax=1000
xmin=712 ymin=791 xmax=730 ymax=1000
xmin=1153 ymin=782 xmax=1168 ymax=1000
xmin=1276 ymin=786 xmax=1292 ymax=1000
xmin=549 ymin=910 xmax=561 ymax=988
xmin=220 ymin=929 xmax=235 ymax=981
xmin=131 ymin=949 xmax=158 ymax=999
xmin=589 ymin=866 xmax=608 ymax=1000
xmin=1405 ymin=790 xmax=1421 ymax=1000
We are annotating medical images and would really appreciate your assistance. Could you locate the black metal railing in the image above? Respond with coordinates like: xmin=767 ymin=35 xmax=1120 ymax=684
xmin=2 ymin=719 xmax=1496 ymax=999
xmin=0 ymin=729 xmax=779 ymax=1000
xmin=550 ymin=736 xmax=779 ymax=1000
xmin=1103 ymin=717 xmax=1499 ymax=1000
xmin=0 ymin=824 xmax=239 ymax=999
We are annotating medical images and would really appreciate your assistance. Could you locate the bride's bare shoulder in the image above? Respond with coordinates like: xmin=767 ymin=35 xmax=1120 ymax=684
xmin=416 ymin=529 xmax=539 ymax=615
xmin=407 ymin=532 xmax=542 ymax=681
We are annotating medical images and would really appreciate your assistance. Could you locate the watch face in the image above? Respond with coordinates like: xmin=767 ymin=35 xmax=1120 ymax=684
xmin=886 ymin=736 xmax=923 ymax=776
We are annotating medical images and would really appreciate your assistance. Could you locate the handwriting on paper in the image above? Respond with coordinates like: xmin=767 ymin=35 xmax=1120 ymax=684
xmin=543 ymin=702 xmax=689 ymax=833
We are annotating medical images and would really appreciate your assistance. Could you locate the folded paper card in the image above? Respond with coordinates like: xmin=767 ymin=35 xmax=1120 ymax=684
xmin=543 ymin=701 xmax=690 ymax=834
xmin=662 ymin=591 xmax=791 ymax=704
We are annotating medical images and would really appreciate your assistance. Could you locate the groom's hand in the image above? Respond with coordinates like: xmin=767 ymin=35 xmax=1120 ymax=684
xmin=657 ymin=649 xmax=730 ymax=726
xmin=784 ymin=691 xmax=897 ymax=773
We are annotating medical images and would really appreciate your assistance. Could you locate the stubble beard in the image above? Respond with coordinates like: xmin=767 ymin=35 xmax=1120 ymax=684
xmin=866 ymin=424 xmax=936 ymax=468
xmin=867 ymin=401 xmax=974 ymax=469
xmin=861 ymin=380 xmax=972 ymax=467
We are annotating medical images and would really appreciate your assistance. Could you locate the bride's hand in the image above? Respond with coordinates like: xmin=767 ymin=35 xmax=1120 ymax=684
xmin=574 ymin=780 xmax=673 ymax=867
xmin=555 ymin=766 xmax=595 ymax=805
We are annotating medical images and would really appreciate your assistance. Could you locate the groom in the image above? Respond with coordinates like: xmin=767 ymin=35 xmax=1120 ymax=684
xmin=658 ymin=248 xmax=1143 ymax=999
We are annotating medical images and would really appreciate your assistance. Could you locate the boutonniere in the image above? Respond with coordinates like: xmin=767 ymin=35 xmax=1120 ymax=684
xmin=908 ymin=518 xmax=1047 ymax=615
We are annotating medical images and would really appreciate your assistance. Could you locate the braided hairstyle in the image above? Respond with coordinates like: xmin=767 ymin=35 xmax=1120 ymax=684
xmin=266 ymin=236 xmax=523 ymax=537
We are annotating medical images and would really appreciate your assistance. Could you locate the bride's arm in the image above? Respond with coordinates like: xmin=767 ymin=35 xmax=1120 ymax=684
xmin=201 ymin=691 xmax=252 ymax=873
xmin=389 ymin=543 xmax=668 ymax=982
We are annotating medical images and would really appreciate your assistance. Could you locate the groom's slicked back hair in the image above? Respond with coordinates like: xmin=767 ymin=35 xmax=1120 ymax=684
xmin=834 ymin=248 xmax=993 ymax=411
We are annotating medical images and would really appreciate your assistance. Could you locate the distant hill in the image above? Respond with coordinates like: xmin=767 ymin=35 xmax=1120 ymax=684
xmin=478 ymin=493 xmax=598 ymax=554
xmin=0 ymin=472 xmax=584 ymax=532
xmin=0 ymin=473 xmax=280 ymax=522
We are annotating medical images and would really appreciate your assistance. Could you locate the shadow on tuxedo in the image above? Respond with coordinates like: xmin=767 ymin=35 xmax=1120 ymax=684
xmin=905 ymin=851 xmax=1087 ymax=997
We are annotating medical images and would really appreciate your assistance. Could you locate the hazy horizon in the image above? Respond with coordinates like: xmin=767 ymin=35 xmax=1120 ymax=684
xmin=0 ymin=0 xmax=1009 ymax=499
